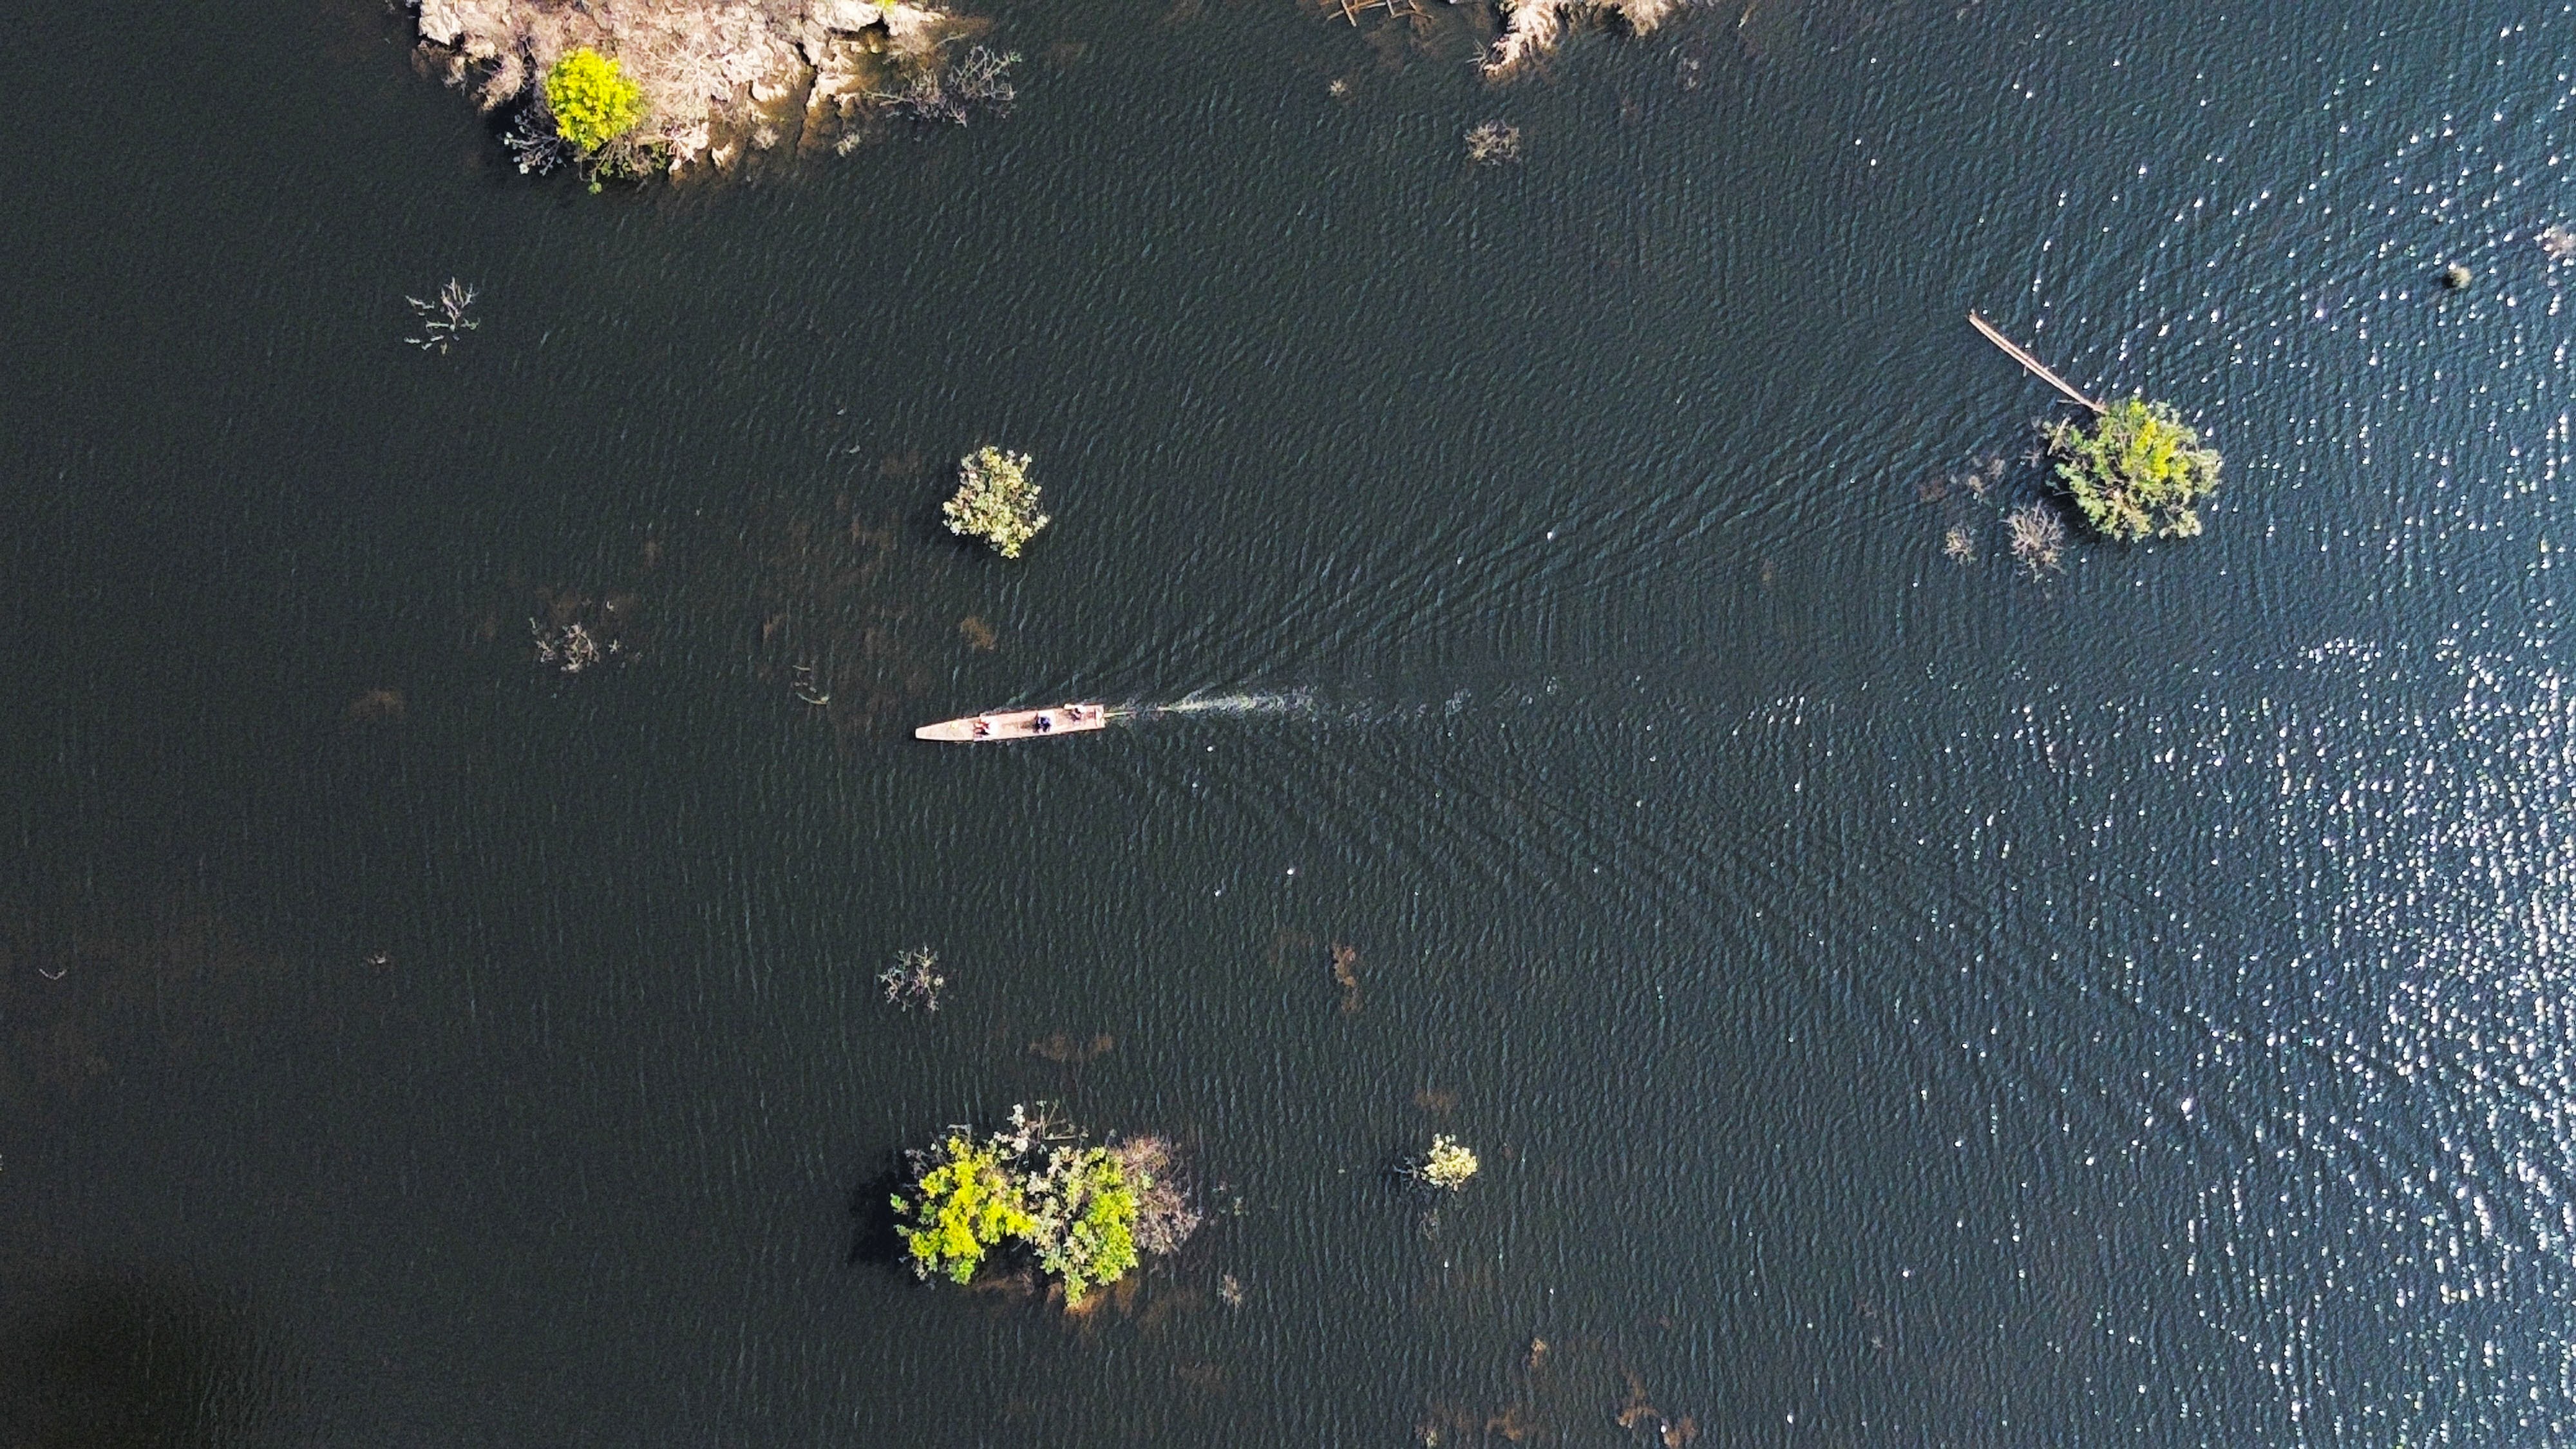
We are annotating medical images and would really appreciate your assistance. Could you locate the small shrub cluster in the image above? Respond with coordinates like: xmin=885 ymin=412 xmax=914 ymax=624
xmin=543 ymin=48 xmax=645 ymax=154
xmin=943 ymin=447 xmax=1050 ymax=559
xmin=892 ymin=1105 xmax=1199 ymax=1306
xmin=2043 ymin=397 xmax=2222 ymax=542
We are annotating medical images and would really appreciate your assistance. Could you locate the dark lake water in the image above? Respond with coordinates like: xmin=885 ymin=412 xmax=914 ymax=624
xmin=8 ymin=0 xmax=2576 ymax=1443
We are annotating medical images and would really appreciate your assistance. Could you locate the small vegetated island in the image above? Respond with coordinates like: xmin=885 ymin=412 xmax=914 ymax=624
xmin=2044 ymin=397 xmax=2223 ymax=542
xmin=893 ymin=1104 xmax=1199 ymax=1307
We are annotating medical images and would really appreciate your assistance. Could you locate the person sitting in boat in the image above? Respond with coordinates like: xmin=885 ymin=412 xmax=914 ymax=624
xmin=1034 ymin=713 xmax=1054 ymax=732
xmin=1063 ymin=704 xmax=1089 ymax=722
xmin=971 ymin=717 xmax=992 ymax=737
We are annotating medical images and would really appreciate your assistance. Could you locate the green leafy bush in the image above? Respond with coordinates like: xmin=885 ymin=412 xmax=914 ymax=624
xmin=943 ymin=447 xmax=1049 ymax=559
xmin=892 ymin=1133 xmax=1033 ymax=1284
xmin=2044 ymin=397 xmax=2222 ymax=542
xmin=1025 ymin=1146 xmax=1140 ymax=1305
xmin=544 ymin=48 xmax=645 ymax=155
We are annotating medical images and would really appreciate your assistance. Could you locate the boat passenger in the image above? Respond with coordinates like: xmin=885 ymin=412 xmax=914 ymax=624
xmin=971 ymin=718 xmax=991 ymax=737
xmin=1034 ymin=714 xmax=1054 ymax=733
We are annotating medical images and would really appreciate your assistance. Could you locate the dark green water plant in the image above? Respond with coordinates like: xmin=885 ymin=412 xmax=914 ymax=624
xmin=2042 ymin=397 xmax=2222 ymax=542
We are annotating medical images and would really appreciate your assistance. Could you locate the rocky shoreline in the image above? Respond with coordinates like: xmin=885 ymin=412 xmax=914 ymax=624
xmin=409 ymin=0 xmax=1681 ymax=179
xmin=411 ymin=0 xmax=978 ymax=174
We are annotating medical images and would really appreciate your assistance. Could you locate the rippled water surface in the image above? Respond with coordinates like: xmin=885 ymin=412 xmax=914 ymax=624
xmin=6 ymin=1 xmax=2576 ymax=1443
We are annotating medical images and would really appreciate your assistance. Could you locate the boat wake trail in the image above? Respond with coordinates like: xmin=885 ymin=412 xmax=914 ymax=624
xmin=1119 ymin=686 xmax=1502 ymax=726
xmin=1133 ymin=689 xmax=1321 ymax=719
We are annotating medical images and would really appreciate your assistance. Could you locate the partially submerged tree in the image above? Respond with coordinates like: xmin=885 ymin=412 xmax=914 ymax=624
xmin=1464 ymin=120 xmax=1522 ymax=165
xmin=1410 ymin=1134 xmax=1480 ymax=1193
xmin=943 ymin=447 xmax=1050 ymax=559
xmin=893 ymin=1132 xmax=1035 ymax=1284
xmin=2042 ymin=397 xmax=2222 ymax=542
xmin=1022 ymin=1143 xmax=1141 ymax=1304
xmin=891 ymin=1104 xmax=1198 ymax=1306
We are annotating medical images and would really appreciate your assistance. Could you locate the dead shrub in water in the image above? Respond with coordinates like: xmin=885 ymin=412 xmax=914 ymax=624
xmin=2005 ymin=502 xmax=2066 ymax=576
xmin=878 ymin=945 xmax=944 ymax=1010
xmin=1464 ymin=120 xmax=1522 ymax=164
xmin=404 ymin=278 xmax=479 ymax=353
xmin=886 ymin=46 xmax=1019 ymax=125
xmin=1111 ymin=1134 xmax=1204 ymax=1258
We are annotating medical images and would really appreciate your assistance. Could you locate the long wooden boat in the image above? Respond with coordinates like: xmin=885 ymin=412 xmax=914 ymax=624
xmin=914 ymin=703 xmax=1114 ymax=743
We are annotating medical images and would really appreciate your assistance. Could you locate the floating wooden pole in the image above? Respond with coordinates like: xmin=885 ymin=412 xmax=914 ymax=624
xmin=1967 ymin=312 xmax=2106 ymax=414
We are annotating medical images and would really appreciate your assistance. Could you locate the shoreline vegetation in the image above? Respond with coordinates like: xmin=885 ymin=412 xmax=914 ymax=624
xmin=410 ymin=0 xmax=990 ymax=176
xmin=408 ymin=0 xmax=1669 ymax=181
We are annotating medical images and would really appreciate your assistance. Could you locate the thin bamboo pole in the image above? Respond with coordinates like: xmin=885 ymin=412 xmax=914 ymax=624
xmin=1967 ymin=312 xmax=2106 ymax=414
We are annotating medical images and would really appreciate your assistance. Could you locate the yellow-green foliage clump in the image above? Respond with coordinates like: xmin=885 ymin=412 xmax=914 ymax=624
xmin=1415 ymin=1135 xmax=1480 ymax=1192
xmin=943 ymin=447 xmax=1049 ymax=559
xmin=2045 ymin=397 xmax=2222 ymax=542
xmin=543 ymin=48 xmax=645 ymax=154
xmin=893 ymin=1134 xmax=1033 ymax=1284
xmin=1026 ymin=1146 xmax=1139 ymax=1304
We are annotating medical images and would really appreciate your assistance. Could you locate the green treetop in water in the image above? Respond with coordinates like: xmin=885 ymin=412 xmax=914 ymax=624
xmin=943 ymin=448 xmax=1050 ymax=559
xmin=2044 ymin=397 xmax=2223 ymax=542
xmin=1024 ymin=1144 xmax=1140 ymax=1305
xmin=894 ymin=1133 xmax=1033 ymax=1284
xmin=544 ymin=48 xmax=645 ymax=154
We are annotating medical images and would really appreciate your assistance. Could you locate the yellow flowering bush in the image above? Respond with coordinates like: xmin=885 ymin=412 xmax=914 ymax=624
xmin=543 ymin=48 xmax=645 ymax=155
xmin=893 ymin=1134 xmax=1033 ymax=1284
